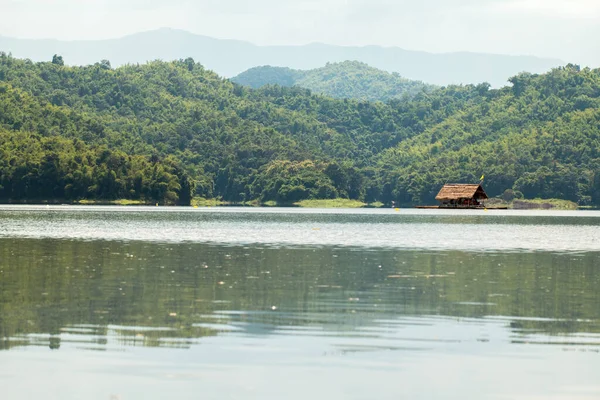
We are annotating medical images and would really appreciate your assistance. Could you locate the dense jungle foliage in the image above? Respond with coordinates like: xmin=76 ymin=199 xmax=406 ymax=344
xmin=232 ymin=61 xmax=436 ymax=102
xmin=0 ymin=53 xmax=599 ymax=205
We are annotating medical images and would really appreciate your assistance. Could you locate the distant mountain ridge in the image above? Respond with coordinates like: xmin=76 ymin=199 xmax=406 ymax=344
xmin=232 ymin=61 xmax=437 ymax=102
xmin=0 ymin=28 xmax=563 ymax=87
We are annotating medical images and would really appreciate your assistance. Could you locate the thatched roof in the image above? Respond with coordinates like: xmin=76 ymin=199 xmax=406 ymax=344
xmin=435 ymin=184 xmax=488 ymax=201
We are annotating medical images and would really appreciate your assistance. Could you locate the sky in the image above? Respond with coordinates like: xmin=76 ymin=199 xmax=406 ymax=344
xmin=1 ymin=0 xmax=599 ymax=66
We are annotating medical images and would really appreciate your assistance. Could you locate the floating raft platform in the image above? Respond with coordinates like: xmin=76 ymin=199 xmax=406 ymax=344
xmin=415 ymin=182 xmax=509 ymax=209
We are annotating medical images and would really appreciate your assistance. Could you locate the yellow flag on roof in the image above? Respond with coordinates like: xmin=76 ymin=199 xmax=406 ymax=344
xmin=480 ymin=174 xmax=485 ymax=181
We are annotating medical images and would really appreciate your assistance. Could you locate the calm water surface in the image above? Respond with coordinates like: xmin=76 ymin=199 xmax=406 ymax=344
xmin=1 ymin=206 xmax=600 ymax=400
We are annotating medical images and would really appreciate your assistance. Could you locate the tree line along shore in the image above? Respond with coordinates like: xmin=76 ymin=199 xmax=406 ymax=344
xmin=1 ymin=53 xmax=599 ymax=207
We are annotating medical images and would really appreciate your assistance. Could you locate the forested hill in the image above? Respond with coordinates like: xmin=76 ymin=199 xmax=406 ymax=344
xmin=231 ymin=61 xmax=436 ymax=102
xmin=0 ymin=53 xmax=599 ymax=206
xmin=375 ymin=66 xmax=600 ymax=205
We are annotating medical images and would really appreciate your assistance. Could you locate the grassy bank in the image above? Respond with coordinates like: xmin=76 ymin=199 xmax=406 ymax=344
xmin=293 ymin=199 xmax=367 ymax=208
xmin=191 ymin=197 xmax=229 ymax=207
xmin=191 ymin=198 xmax=382 ymax=208
xmin=511 ymin=198 xmax=578 ymax=210
xmin=77 ymin=199 xmax=150 ymax=205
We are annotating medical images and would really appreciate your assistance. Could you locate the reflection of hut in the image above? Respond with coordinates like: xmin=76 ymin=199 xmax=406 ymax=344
xmin=435 ymin=184 xmax=488 ymax=208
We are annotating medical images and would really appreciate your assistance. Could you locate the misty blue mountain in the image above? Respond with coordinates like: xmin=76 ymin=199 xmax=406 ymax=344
xmin=0 ymin=28 xmax=562 ymax=87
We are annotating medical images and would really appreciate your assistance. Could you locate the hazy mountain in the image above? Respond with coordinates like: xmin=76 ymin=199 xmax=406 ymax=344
xmin=231 ymin=61 xmax=437 ymax=102
xmin=0 ymin=28 xmax=563 ymax=87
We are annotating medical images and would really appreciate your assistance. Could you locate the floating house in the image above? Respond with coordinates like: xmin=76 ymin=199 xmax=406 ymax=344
xmin=434 ymin=183 xmax=488 ymax=208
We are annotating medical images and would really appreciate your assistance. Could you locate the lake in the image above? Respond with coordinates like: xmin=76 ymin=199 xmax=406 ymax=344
xmin=1 ymin=206 xmax=599 ymax=400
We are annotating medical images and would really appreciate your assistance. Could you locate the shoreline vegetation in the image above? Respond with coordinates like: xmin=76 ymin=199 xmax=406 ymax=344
xmin=0 ymin=197 xmax=583 ymax=210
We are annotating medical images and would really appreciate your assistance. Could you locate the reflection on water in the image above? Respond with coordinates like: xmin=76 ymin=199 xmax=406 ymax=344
xmin=1 ymin=207 xmax=600 ymax=400
xmin=1 ymin=239 xmax=600 ymax=351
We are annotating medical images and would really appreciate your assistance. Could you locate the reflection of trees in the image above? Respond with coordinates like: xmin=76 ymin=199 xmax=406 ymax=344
xmin=0 ymin=238 xmax=599 ymax=350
